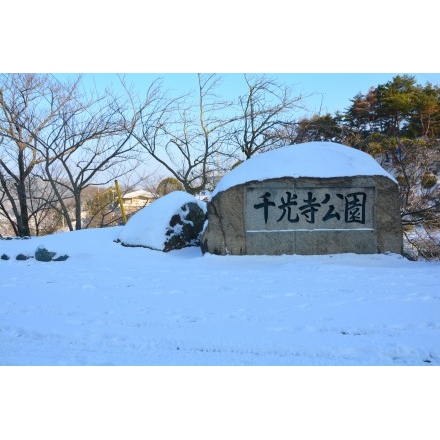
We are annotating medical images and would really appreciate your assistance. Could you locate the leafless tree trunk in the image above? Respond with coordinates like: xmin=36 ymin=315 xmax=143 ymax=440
xmin=132 ymin=74 xmax=239 ymax=194
xmin=0 ymin=73 xmax=78 ymax=236
xmin=380 ymin=138 xmax=440 ymax=260
xmin=231 ymin=74 xmax=309 ymax=159
xmin=0 ymin=73 xmax=149 ymax=235
xmin=36 ymin=83 xmax=143 ymax=231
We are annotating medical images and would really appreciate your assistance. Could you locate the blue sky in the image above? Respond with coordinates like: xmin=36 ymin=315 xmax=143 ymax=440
xmin=56 ymin=72 xmax=440 ymax=117
xmin=7 ymin=2 xmax=438 ymax=119
xmin=6 ymin=1 xmax=437 ymax=115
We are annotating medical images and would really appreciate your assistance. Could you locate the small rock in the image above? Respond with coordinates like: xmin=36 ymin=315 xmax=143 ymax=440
xmin=35 ymin=246 xmax=56 ymax=262
xmin=16 ymin=254 xmax=31 ymax=261
xmin=52 ymin=254 xmax=69 ymax=261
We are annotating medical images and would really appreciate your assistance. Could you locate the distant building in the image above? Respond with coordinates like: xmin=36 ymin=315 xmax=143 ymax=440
xmin=122 ymin=190 xmax=155 ymax=215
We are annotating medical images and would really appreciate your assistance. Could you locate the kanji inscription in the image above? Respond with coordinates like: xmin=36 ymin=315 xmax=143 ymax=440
xmin=246 ymin=187 xmax=375 ymax=231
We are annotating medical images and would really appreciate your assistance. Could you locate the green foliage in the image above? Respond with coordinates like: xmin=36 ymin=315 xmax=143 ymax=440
xmin=83 ymin=187 xmax=120 ymax=228
xmin=295 ymin=114 xmax=344 ymax=143
xmin=156 ymin=177 xmax=184 ymax=196
xmin=343 ymin=88 xmax=378 ymax=137
xmin=421 ymin=173 xmax=438 ymax=188
xmin=343 ymin=75 xmax=440 ymax=142
xmin=85 ymin=188 xmax=115 ymax=217
xmin=396 ymin=174 xmax=407 ymax=186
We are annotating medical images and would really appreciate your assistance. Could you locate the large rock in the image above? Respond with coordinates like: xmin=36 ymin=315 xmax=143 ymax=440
xmin=162 ymin=201 xmax=207 ymax=252
xmin=117 ymin=191 xmax=207 ymax=252
xmin=201 ymin=142 xmax=403 ymax=256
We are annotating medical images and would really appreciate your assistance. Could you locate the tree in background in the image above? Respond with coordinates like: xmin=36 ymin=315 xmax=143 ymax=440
xmin=230 ymin=74 xmax=308 ymax=159
xmin=342 ymin=88 xmax=379 ymax=145
xmin=132 ymin=74 xmax=239 ymax=195
xmin=83 ymin=186 xmax=121 ymax=229
xmin=340 ymin=75 xmax=440 ymax=259
xmin=156 ymin=176 xmax=184 ymax=196
xmin=404 ymin=82 xmax=440 ymax=139
xmin=0 ymin=73 xmax=77 ymax=236
xmin=374 ymin=75 xmax=417 ymax=136
xmin=37 ymin=89 xmax=141 ymax=232
xmin=25 ymin=174 xmax=66 ymax=235
xmin=0 ymin=73 xmax=146 ymax=236
xmin=391 ymin=138 xmax=440 ymax=260
xmin=132 ymin=73 xmax=311 ymax=193
xmin=342 ymin=75 xmax=440 ymax=144
xmin=262 ymin=113 xmax=345 ymax=149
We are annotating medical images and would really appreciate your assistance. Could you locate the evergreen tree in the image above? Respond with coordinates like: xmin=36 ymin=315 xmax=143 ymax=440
xmin=404 ymin=82 xmax=440 ymax=139
xmin=156 ymin=177 xmax=184 ymax=196
xmin=375 ymin=74 xmax=417 ymax=136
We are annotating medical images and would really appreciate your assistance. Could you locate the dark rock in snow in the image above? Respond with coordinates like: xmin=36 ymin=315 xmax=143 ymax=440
xmin=16 ymin=253 xmax=31 ymax=260
xmin=35 ymin=246 xmax=56 ymax=262
xmin=117 ymin=191 xmax=207 ymax=252
xmin=163 ymin=202 xmax=207 ymax=252
xmin=52 ymin=254 xmax=69 ymax=261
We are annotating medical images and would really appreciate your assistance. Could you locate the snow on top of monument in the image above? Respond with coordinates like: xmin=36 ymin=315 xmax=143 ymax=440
xmin=212 ymin=141 xmax=395 ymax=197
xmin=116 ymin=191 xmax=206 ymax=250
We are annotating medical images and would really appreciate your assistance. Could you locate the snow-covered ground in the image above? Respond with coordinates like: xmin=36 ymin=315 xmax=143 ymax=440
xmin=1 ymin=141 xmax=439 ymax=438
xmin=1 ymin=225 xmax=439 ymax=366
xmin=2 ymin=142 xmax=439 ymax=366
xmin=2 ymin=226 xmax=438 ymax=438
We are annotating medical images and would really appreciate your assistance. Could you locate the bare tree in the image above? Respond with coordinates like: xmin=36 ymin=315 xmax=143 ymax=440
xmin=24 ymin=173 xmax=66 ymax=235
xmin=132 ymin=74 xmax=239 ymax=194
xmin=375 ymin=137 xmax=440 ymax=260
xmin=231 ymin=74 xmax=309 ymax=159
xmin=0 ymin=172 xmax=19 ymax=235
xmin=80 ymin=185 xmax=119 ymax=229
xmin=0 ymin=74 xmax=150 ymax=235
xmin=0 ymin=73 xmax=78 ymax=236
xmin=36 ymin=83 xmax=144 ymax=231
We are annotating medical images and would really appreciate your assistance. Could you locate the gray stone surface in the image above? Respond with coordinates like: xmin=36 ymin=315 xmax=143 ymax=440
xmin=35 ymin=246 xmax=56 ymax=262
xmin=201 ymin=176 xmax=403 ymax=256
xmin=163 ymin=202 xmax=207 ymax=252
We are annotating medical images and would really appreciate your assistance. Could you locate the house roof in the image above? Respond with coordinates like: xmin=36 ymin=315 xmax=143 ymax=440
xmin=123 ymin=190 xmax=155 ymax=199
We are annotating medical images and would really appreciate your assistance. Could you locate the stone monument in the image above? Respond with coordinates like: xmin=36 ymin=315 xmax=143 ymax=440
xmin=201 ymin=142 xmax=403 ymax=256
